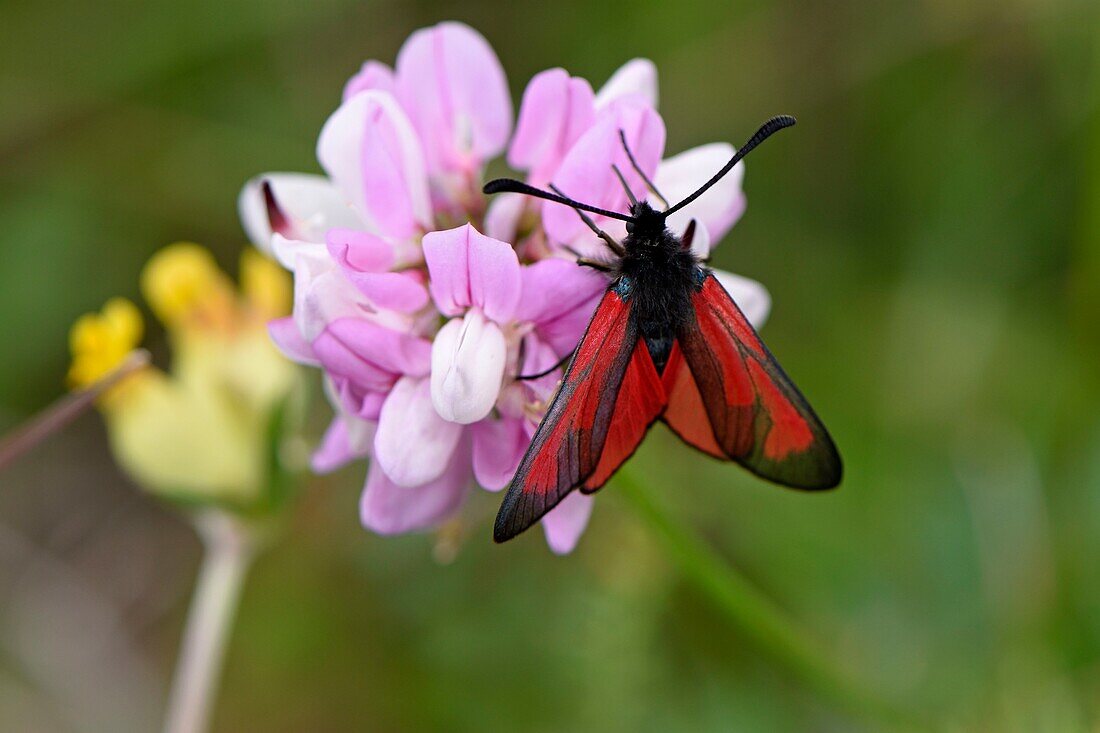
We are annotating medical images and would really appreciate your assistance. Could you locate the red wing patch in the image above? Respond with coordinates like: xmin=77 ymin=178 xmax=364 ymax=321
xmin=660 ymin=342 xmax=724 ymax=459
xmin=580 ymin=340 xmax=666 ymax=493
xmin=668 ymin=272 xmax=841 ymax=489
xmin=495 ymin=288 xmax=662 ymax=542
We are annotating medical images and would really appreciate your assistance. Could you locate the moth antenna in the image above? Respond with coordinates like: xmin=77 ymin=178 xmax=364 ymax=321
xmin=618 ymin=129 xmax=669 ymax=209
xmin=664 ymin=115 xmax=796 ymax=217
xmin=610 ymin=164 xmax=638 ymax=206
xmin=482 ymin=178 xmax=634 ymax=223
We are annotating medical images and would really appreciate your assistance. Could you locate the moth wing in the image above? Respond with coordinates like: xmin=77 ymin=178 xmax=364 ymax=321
xmin=662 ymin=272 xmax=842 ymax=489
xmin=494 ymin=288 xmax=664 ymax=542
xmin=579 ymin=339 xmax=666 ymax=493
xmin=660 ymin=341 xmax=725 ymax=459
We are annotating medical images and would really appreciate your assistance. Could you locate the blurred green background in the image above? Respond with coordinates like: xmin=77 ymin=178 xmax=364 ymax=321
xmin=3 ymin=0 xmax=1100 ymax=730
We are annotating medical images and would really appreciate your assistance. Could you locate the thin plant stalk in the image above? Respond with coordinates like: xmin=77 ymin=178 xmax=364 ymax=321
xmin=614 ymin=467 xmax=929 ymax=732
xmin=162 ymin=512 xmax=256 ymax=733
xmin=0 ymin=350 xmax=150 ymax=472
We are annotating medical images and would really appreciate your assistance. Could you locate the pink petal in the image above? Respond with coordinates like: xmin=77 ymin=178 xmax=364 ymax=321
xmin=268 ymin=317 xmax=319 ymax=366
xmin=491 ymin=331 xmax=559 ymax=423
xmin=326 ymin=228 xmax=394 ymax=272
xmin=313 ymin=329 xmax=399 ymax=392
xmin=541 ymin=491 xmax=594 ymax=554
xmin=343 ymin=60 xmax=396 ymax=101
xmin=517 ymin=258 xmax=606 ymax=355
xmin=483 ymin=192 xmax=527 ymax=244
xmin=317 ymin=91 xmax=432 ymax=239
xmin=422 ymin=224 xmax=521 ymax=322
xmin=360 ymin=442 xmax=471 ymax=535
xmin=315 ymin=318 xmax=432 ymax=385
xmin=395 ymin=22 xmax=512 ymax=176
xmin=543 ymin=101 xmax=665 ymax=247
xmin=655 ymin=143 xmax=745 ymax=247
xmin=327 ymin=229 xmax=429 ymax=312
xmin=508 ymin=68 xmax=595 ymax=184
xmin=351 ymin=272 xmax=431 ymax=313
xmin=326 ymin=377 xmax=388 ymax=423
xmin=374 ymin=376 xmax=464 ymax=487
xmin=430 ymin=313 xmax=506 ymax=424
xmin=312 ymin=416 xmax=373 ymax=474
xmin=273 ymin=234 xmax=371 ymax=342
xmin=516 ymin=335 xmax=563 ymax=403
xmin=594 ymin=58 xmax=658 ymax=109
xmin=238 ymin=173 xmax=363 ymax=252
xmin=357 ymin=390 xmax=387 ymax=421
xmin=711 ymin=269 xmax=771 ymax=329
xmin=471 ymin=417 xmax=529 ymax=491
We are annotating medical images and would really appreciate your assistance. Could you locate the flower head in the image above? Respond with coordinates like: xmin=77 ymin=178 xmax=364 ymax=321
xmin=68 ymin=244 xmax=301 ymax=509
xmin=242 ymin=22 xmax=770 ymax=553
xmin=68 ymin=298 xmax=144 ymax=399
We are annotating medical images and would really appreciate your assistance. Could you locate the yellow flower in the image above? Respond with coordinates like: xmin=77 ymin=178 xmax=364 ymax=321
xmin=140 ymin=243 xmax=236 ymax=332
xmin=68 ymin=243 xmax=302 ymax=510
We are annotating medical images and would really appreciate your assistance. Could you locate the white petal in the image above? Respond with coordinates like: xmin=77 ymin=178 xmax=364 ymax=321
xmin=711 ymin=269 xmax=771 ymax=329
xmin=238 ymin=173 xmax=362 ymax=253
xmin=430 ymin=311 xmax=506 ymax=424
xmin=271 ymin=232 xmax=322 ymax=271
xmin=655 ymin=143 xmax=745 ymax=247
xmin=685 ymin=219 xmax=711 ymax=259
xmin=374 ymin=376 xmax=463 ymax=486
xmin=594 ymin=58 xmax=658 ymax=109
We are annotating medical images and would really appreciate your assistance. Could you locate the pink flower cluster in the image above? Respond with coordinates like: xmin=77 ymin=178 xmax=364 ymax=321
xmin=240 ymin=22 xmax=771 ymax=553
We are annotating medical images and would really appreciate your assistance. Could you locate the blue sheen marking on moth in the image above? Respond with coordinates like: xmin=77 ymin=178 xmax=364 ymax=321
xmin=613 ymin=276 xmax=633 ymax=299
xmin=691 ymin=267 xmax=708 ymax=290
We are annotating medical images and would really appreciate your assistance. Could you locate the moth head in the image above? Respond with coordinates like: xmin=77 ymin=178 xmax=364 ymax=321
xmin=626 ymin=201 xmax=666 ymax=239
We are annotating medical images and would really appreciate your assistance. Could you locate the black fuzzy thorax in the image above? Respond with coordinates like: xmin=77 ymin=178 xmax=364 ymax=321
xmin=612 ymin=213 xmax=701 ymax=374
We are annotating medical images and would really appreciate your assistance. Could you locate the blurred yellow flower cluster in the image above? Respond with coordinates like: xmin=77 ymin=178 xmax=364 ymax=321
xmin=68 ymin=243 xmax=302 ymax=510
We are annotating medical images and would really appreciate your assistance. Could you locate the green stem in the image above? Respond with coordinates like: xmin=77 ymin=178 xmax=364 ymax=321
xmin=162 ymin=511 xmax=255 ymax=733
xmin=615 ymin=468 xmax=928 ymax=732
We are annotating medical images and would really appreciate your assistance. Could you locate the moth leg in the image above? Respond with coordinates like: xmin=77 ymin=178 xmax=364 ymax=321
xmin=515 ymin=347 xmax=575 ymax=381
xmin=549 ymin=183 xmax=625 ymax=257
xmin=561 ymin=245 xmax=614 ymax=273
xmin=577 ymin=258 xmax=613 ymax=272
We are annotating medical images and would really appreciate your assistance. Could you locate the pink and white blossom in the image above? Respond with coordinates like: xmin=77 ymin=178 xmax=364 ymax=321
xmin=240 ymin=21 xmax=771 ymax=554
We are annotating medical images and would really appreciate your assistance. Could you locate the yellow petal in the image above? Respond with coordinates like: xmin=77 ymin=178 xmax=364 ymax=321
xmin=141 ymin=243 xmax=235 ymax=332
xmin=105 ymin=371 xmax=266 ymax=503
xmin=67 ymin=298 xmax=144 ymax=391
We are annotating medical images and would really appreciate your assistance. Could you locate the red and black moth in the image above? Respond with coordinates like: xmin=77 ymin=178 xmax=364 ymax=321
xmin=483 ymin=115 xmax=841 ymax=544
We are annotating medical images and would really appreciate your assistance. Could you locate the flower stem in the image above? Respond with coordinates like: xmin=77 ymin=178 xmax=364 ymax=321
xmin=0 ymin=350 xmax=149 ymax=473
xmin=162 ymin=512 xmax=255 ymax=733
xmin=615 ymin=468 xmax=929 ymax=732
